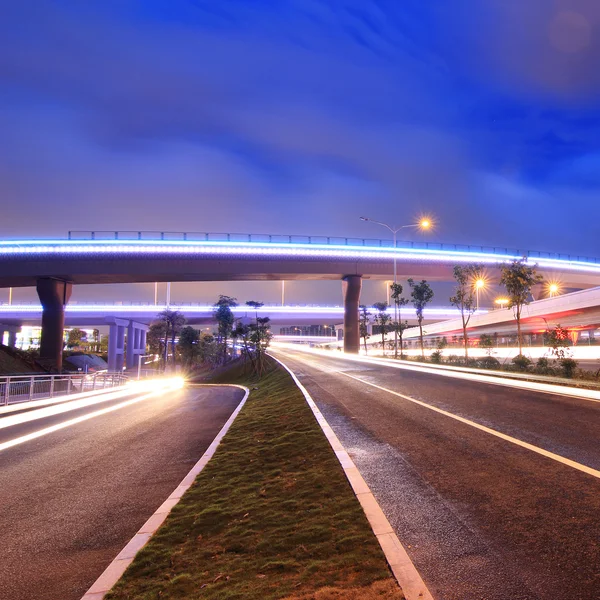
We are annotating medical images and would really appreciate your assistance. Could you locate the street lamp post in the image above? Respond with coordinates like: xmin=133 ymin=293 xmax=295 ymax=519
xmin=360 ymin=216 xmax=431 ymax=357
xmin=137 ymin=353 xmax=153 ymax=380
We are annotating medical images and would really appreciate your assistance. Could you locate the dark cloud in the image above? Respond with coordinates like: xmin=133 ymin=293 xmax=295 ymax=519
xmin=0 ymin=0 xmax=599 ymax=258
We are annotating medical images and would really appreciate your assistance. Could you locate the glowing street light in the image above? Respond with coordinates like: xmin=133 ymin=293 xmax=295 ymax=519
xmin=360 ymin=215 xmax=434 ymax=356
xmin=474 ymin=277 xmax=486 ymax=310
xmin=495 ymin=297 xmax=509 ymax=309
xmin=547 ymin=282 xmax=561 ymax=297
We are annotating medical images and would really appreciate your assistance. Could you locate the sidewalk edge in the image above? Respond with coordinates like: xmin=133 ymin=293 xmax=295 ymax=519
xmin=271 ymin=354 xmax=434 ymax=600
xmin=80 ymin=383 xmax=250 ymax=600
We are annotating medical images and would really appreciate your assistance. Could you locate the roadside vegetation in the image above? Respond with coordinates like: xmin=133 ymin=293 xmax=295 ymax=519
xmin=354 ymin=258 xmax=600 ymax=384
xmin=105 ymin=358 xmax=402 ymax=600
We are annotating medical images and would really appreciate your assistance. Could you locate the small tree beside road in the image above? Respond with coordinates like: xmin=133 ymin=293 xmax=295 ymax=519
xmin=449 ymin=264 xmax=483 ymax=358
xmin=359 ymin=305 xmax=371 ymax=354
xmin=178 ymin=326 xmax=200 ymax=367
xmin=157 ymin=309 xmax=187 ymax=367
xmin=213 ymin=295 xmax=238 ymax=364
xmin=390 ymin=282 xmax=410 ymax=359
xmin=66 ymin=328 xmax=86 ymax=349
xmin=408 ymin=279 xmax=434 ymax=357
xmin=500 ymin=259 xmax=543 ymax=355
xmin=372 ymin=302 xmax=392 ymax=355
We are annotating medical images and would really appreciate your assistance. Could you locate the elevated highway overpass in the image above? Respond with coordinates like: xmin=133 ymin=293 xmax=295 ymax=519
xmin=0 ymin=303 xmax=475 ymax=328
xmin=1 ymin=230 xmax=600 ymax=368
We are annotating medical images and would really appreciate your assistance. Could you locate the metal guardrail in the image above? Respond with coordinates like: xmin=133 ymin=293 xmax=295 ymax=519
xmin=66 ymin=230 xmax=600 ymax=265
xmin=0 ymin=372 xmax=128 ymax=407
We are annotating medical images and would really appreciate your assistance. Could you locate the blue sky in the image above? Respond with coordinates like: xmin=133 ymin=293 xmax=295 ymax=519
xmin=2 ymin=0 xmax=600 ymax=257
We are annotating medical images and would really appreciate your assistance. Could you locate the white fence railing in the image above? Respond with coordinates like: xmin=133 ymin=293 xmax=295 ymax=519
xmin=0 ymin=373 xmax=128 ymax=407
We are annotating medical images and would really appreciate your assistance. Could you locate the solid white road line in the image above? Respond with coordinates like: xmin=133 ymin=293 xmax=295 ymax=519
xmin=270 ymin=354 xmax=434 ymax=600
xmin=272 ymin=344 xmax=600 ymax=404
xmin=339 ymin=371 xmax=600 ymax=480
xmin=81 ymin=384 xmax=250 ymax=600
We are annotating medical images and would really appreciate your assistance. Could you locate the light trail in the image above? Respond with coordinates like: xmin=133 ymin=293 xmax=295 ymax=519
xmin=0 ymin=377 xmax=184 ymax=452
xmin=271 ymin=344 xmax=600 ymax=403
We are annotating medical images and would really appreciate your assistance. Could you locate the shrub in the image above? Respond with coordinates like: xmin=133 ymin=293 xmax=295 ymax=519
xmin=535 ymin=356 xmax=553 ymax=375
xmin=430 ymin=350 xmax=442 ymax=364
xmin=512 ymin=354 xmax=532 ymax=371
xmin=560 ymin=358 xmax=578 ymax=378
xmin=446 ymin=354 xmax=461 ymax=364
xmin=478 ymin=356 xmax=501 ymax=369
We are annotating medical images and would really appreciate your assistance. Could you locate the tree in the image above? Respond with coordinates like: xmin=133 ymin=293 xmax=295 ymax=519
xmin=359 ymin=305 xmax=371 ymax=354
xmin=408 ymin=279 xmax=434 ymax=357
xmin=390 ymin=282 xmax=410 ymax=359
xmin=372 ymin=302 xmax=392 ymax=355
xmin=500 ymin=259 xmax=543 ymax=355
xmin=198 ymin=332 xmax=219 ymax=366
xmin=157 ymin=309 xmax=187 ymax=367
xmin=449 ymin=264 xmax=482 ymax=358
xmin=478 ymin=334 xmax=495 ymax=356
xmin=245 ymin=300 xmax=272 ymax=376
xmin=90 ymin=329 xmax=100 ymax=353
xmin=178 ymin=326 xmax=200 ymax=367
xmin=213 ymin=295 xmax=238 ymax=363
xmin=233 ymin=301 xmax=273 ymax=376
xmin=544 ymin=325 xmax=572 ymax=360
xmin=66 ymin=328 xmax=85 ymax=349
xmin=148 ymin=321 xmax=167 ymax=359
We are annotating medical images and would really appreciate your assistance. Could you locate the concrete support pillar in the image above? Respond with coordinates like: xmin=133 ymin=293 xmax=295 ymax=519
xmin=36 ymin=278 xmax=72 ymax=371
xmin=125 ymin=321 xmax=150 ymax=370
xmin=342 ymin=275 xmax=362 ymax=354
xmin=7 ymin=329 xmax=17 ymax=347
xmin=126 ymin=322 xmax=136 ymax=370
xmin=106 ymin=317 xmax=128 ymax=372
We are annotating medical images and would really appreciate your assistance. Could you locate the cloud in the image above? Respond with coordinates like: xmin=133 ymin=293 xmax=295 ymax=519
xmin=0 ymin=0 xmax=599 ymax=258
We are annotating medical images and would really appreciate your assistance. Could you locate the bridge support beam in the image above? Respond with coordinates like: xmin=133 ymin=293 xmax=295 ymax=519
xmin=126 ymin=321 xmax=149 ymax=370
xmin=36 ymin=278 xmax=72 ymax=372
xmin=106 ymin=317 xmax=128 ymax=372
xmin=342 ymin=275 xmax=362 ymax=354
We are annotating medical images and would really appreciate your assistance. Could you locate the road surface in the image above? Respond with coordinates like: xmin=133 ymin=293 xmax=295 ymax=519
xmin=0 ymin=383 xmax=244 ymax=600
xmin=273 ymin=347 xmax=600 ymax=600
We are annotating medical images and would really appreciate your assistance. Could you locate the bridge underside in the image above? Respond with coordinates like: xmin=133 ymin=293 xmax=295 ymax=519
xmin=1 ymin=256 xmax=599 ymax=289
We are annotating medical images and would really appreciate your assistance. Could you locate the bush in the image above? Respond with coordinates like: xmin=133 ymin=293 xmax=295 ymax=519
xmin=478 ymin=356 xmax=501 ymax=369
xmin=430 ymin=350 xmax=442 ymax=364
xmin=446 ymin=354 xmax=462 ymax=364
xmin=535 ymin=357 xmax=553 ymax=375
xmin=512 ymin=354 xmax=532 ymax=371
xmin=560 ymin=358 xmax=578 ymax=378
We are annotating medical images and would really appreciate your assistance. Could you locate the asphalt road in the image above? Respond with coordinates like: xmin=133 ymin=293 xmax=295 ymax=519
xmin=0 ymin=383 xmax=244 ymax=600
xmin=273 ymin=348 xmax=600 ymax=600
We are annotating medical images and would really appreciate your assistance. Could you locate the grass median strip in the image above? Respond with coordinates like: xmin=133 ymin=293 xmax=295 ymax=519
xmin=105 ymin=360 xmax=403 ymax=600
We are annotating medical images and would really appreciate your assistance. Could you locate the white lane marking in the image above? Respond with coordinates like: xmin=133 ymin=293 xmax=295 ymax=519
xmin=80 ymin=384 xmax=251 ymax=600
xmin=272 ymin=345 xmax=600 ymax=404
xmin=269 ymin=355 xmax=432 ymax=600
xmin=338 ymin=371 xmax=600 ymax=481
xmin=0 ymin=388 xmax=170 ymax=452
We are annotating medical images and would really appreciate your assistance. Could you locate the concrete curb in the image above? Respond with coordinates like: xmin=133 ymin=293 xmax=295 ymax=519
xmin=271 ymin=355 xmax=434 ymax=600
xmin=80 ymin=383 xmax=250 ymax=600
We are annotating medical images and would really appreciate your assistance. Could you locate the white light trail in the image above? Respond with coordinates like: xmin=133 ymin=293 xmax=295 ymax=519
xmin=271 ymin=344 xmax=600 ymax=403
xmin=0 ymin=378 xmax=185 ymax=452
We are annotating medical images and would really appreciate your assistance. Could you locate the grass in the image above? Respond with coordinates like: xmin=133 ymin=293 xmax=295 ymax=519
xmin=105 ymin=358 xmax=403 ymax=600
